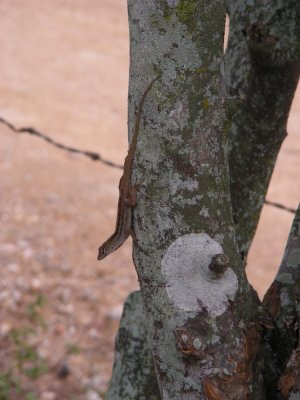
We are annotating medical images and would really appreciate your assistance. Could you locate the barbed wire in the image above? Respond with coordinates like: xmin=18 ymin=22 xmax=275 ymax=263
xmin=0 ymin=115 xmax=297 ymax=214
xmin=264 ymin=200 xmax=296 ymax=214
xmin=0 ymin=116 xmax=123 ymax=170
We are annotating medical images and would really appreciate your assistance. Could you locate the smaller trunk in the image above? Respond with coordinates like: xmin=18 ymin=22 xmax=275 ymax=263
xmin=263 ymin=205 xmax=300 ymax=399
xmin=107 ymin=291 xmax=160 ymax=400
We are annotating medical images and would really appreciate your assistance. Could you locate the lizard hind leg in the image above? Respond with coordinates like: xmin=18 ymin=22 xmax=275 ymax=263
xmin=130 ymin=228 xmax=144 ymax=252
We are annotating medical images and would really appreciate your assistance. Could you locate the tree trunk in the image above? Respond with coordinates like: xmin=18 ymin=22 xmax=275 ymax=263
xmin=107 ymin=291 xmax=160 ymax=399
xmin=107 ymin=0 xmax=300 ymax=399
xmin=225 ymin=0 xmax=300 ymax=258
xmin=263 ymin=205 xmax=300 ymax=399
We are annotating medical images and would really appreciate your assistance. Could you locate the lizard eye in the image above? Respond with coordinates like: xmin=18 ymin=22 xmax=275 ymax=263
xmin=101 ymin=248 xmax=106 ymax=256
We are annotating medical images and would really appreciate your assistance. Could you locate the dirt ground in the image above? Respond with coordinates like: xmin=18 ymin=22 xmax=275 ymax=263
xmin=0 ymin=1 xmax=299 ymax=399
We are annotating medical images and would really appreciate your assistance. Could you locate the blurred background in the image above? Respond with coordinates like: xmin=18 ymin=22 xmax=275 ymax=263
xmin=0 ymin=1 xmax=299 ymax=399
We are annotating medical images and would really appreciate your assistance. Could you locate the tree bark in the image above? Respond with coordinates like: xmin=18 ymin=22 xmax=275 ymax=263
xmin=107 ymin=0 xmax=300 ymax=398
xmin=107 ymin=291 xmax=161 ymax=399
xmin=262 ymin=205 xmax=300 ymax=399
xmin=225 ymin=0 xmax=300 ymax=258
xmin=117 ymin=1 xmax=260 ymax=398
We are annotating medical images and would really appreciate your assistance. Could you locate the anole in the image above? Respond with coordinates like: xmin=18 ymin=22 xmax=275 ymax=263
xmin=98 ymin=76 xmax=158 ymax=260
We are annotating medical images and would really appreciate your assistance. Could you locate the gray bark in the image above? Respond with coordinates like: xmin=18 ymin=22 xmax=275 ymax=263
xmin=225 ymin=0 xmax=300 ymax=258
xmin=107 ymin=291 xmax=160 ymax=399
xmin=263 ymin=205 xmax=300 ymax=399
xmin=107 ymin=0 xmax=300 ymax=399
xmin=109 ymin=1 xmax=259 ymax=399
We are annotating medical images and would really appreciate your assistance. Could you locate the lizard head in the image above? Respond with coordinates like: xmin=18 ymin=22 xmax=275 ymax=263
xmin=98 ymin=239 xmax=122 ymax=260
xmin=98 ymin=245 xmax=108 ymax=260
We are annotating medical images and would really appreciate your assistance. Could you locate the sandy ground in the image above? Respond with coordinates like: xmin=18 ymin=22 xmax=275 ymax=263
xmin=0 ymin=1 xmax=299 ymax=399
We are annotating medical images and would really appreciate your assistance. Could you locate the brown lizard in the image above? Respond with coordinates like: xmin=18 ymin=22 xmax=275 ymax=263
xmin=98 ymin=76 xmax=158 ymax=260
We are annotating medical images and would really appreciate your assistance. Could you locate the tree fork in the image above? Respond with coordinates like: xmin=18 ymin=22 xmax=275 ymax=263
xmin=109 ymin=1 xmax=297 ymax=400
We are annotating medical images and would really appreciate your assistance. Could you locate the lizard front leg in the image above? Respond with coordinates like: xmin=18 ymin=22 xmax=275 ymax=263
xmin=124 ymin=185 xmax=138 ymax=207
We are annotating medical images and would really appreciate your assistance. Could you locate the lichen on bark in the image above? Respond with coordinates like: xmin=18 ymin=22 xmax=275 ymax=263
xmin=122 ymin=0 xmax=260 ymax=398
xmin=107 ymin=0 xmax=300 ymax=398
xmin=225 ymin=0 xmax=300 ymax=258
xmin=107 ymin=291 xmax=160 ymax=399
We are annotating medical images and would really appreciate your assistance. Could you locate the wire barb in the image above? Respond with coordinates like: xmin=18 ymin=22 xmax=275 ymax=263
xmin=0 ymin=116 xmax=123 ymax=169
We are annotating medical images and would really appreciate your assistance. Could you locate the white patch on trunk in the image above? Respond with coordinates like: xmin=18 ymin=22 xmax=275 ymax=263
xmin=161 ymin=233 xmax=238 ymax=316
